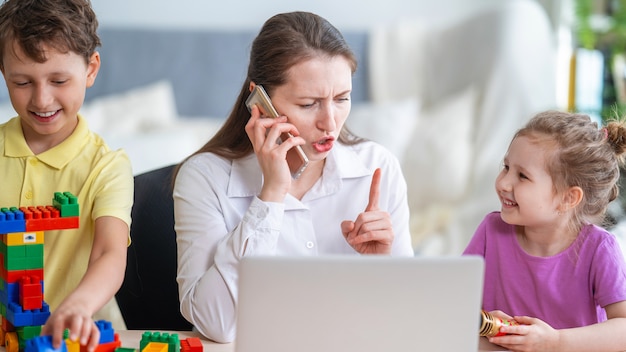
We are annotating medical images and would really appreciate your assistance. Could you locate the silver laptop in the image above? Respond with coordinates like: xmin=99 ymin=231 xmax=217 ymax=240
xmin=235 ymin=255 xmax=484 ymax=352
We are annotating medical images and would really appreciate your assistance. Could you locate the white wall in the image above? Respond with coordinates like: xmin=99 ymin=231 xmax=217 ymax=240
xmin=91 ymin=0 xmax=506 ymax=31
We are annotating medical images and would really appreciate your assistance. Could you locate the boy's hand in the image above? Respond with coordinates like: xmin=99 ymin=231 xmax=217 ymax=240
xmin=341 ymin=168 xmax=394 ymax=254
xmin=41 ymin=303 xmax=100 ymax=352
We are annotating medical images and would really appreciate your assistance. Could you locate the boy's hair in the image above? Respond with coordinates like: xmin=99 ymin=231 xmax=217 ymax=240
xmin=0 ymin=0 xmax=101 ymax=71
xmin=514 ymin=110 xmax=626 ymax=228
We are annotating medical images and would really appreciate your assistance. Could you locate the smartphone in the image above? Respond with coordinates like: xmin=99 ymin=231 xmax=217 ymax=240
xmin=245 ymin=85 xmax=309 ymax=179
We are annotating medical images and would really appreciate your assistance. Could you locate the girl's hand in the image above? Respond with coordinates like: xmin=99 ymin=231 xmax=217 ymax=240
xmin=41 ymin=301 xmax=100 ymax=352
xmin=341 ymin=168 xmax=394 ymax=254
xmin=489 ymin=315 xmax=560 ymax=352
xmin=245 ymin=105 xmax=304 ymax=202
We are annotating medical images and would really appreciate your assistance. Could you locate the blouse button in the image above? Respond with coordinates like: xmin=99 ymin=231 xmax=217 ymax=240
xmin=25 ymin=191 xmax=33 ymax=200
xmin=306 ymin=241 xmax=314 ymax=249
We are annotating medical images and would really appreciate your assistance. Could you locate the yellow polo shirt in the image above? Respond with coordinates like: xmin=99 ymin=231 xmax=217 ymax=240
xmin=0 ymin=114 xmax=133 ymax=328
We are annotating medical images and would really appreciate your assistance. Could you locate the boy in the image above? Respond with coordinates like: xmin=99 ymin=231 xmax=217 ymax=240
xmin=0 ymin=0 xmax=133 ymax=351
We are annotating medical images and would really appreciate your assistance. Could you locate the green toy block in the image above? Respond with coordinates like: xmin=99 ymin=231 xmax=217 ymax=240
xmin=0 ymin=242 xmax=27 ymax=258
xmin=5 ymin=255 xmax=43 ymax=270
xmin=17 ymin=325 xmax=41 ymax=340
xmin=53 ymin=192 xmax=79 ymax=217
xmin=140 ymin=332 xmax=180 ymax=352
xmin=115 ymin=348 xmax=138 ymax=352
xmin=25 ymin=244 xmax=43 ymax=257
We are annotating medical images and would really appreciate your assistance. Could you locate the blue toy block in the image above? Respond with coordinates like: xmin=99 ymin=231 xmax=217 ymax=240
xmin=5 ymin=301 xmax=51 ymax=327
xmin=0 ymin=207 xmax=26 ymax=234
xmin=6 ymin=301 xmax=33 ymax=326
xmin=24 ymin=335 xmax=68 ymax=352
xmin=32 ymin=301 xmax=51 ymax=325
xmin=95 ymin=320 xmax=114 ymax=343
xmin=6 ymin=281 xmax=20 ymax=302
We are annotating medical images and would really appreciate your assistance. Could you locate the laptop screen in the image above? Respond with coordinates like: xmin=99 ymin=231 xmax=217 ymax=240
xmin=235 ymin=255 xmax=484 ymax=352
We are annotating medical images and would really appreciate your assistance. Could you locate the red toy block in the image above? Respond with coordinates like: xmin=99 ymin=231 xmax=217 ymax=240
xmin=1 ymin=268 xmax=44 ymax=283
xmin=80 ymin=333 xmax=120 ymax=352
xmin=2 ymin=315 xmax=15 ymax=332
xmin=21 ymin=205 xmax=79 ymax=231
xmin=180 ymin=338 xmax=202 ymax=352
xmin=19 ymin=276 xmax=44 ymax=310
xmin=21 ymin=295 xmax=43 ymax=311
xmin=19 ymin=276 xmax=42 ymax=296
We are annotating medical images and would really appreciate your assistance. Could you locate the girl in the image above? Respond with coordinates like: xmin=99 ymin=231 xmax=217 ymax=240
xmin=464 ymin=110 xmax=626 ymax=351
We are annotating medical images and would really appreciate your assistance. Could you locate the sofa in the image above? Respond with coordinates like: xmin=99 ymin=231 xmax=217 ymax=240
xmin=0 ymin=0 xmax=556 ymax=270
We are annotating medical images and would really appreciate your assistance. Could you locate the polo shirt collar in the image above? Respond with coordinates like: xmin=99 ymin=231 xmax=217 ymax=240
xmin=4 ymin=115 xmax=89 ymax=169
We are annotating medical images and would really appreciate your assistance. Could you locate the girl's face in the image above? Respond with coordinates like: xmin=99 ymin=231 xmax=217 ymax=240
xmin=270 ymin=55 xmax=352 ymax=162
xmin=495 ymin=136 xmax=563 ymax=228
xmin=1 ymin=41 xmax=99 ymax=152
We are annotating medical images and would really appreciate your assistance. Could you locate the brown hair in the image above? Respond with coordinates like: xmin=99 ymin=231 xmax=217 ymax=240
xmin=514 ymin=110 xmax=626 ymax=230
xmin=174 ymin=11 xmax=362 ymax=180
xmin=0 ymin=0 xmax=101 ymax=70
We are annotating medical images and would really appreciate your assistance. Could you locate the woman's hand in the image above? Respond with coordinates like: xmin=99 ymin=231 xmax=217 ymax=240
xmin=245 ymin=105 xmax=304 ymax=202
xmin=341 ymin=168 xmax=394 ymax=254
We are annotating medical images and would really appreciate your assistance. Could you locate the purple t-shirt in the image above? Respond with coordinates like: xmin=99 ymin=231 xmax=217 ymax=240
xmin=464 ymin=212 xmax=626 ymax=329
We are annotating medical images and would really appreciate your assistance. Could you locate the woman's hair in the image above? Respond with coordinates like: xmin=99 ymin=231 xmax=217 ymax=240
xmin=176 ymin=11 xmax=361 ymax=177
xmin=514 ymin=110 xmax=626 ymax=230
xmin=0 ymin=0 xmax=101 ymax=70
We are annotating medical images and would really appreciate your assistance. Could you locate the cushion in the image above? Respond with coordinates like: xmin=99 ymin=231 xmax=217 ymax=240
xmin=80 ymin=80 xmax=178 ymax=135
xmin=347 ymin=99 xmax=420 ymax=162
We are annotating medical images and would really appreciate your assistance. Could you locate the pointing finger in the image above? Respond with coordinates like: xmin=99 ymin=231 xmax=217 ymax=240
xmin=366 ymin=168 xmax=381 ymax=212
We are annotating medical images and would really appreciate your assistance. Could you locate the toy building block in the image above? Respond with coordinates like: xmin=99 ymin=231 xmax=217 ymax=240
xmin=139 ymin=332 xmax=180 ymax=352
xmin=114 ymin=348 xmax=137 ymax=352
xmin=24 ymin=335 xmax=67 ymax=352
xmin=0 ymin=208 xmax=25 ymax=234
xmin=52 ymin=192 xmax=79 ymax=217
xmin=75 ymin=320 xmax=120 ymax=352
xmin=179 ymin=338 xmax=202 ymax=352
xmin=1 ymin=231 xmax=44 ymax=246
xmin=1 ymin=268 xmax=44 ymax=285
xmin=19 ymin=277 xmax=43 ymax=311
xmin=91 ymin=333 xmax=121 ymax=352
xmin=21 ymin=206 xmax=79 ymax=232
xmin=17 ymin=325 xmax=42 ymax=342
xmin=6 ymin=301 xmax=50 ymax=327
xmin=64 ymin=339 xmax=79 ymax=352
xmin=141 ymin=342 xmax=168 ymax=352
xmin=95 ymin=320 xmax=115 ymax=344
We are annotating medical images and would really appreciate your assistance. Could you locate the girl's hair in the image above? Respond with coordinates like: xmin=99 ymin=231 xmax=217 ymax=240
xmin=173 ymin=11 xmax=362 ymax=181
xmin=0 ymin=0 xmax=101 ymax=69
xmin=514 ymin=110 xmax=626 ymax=229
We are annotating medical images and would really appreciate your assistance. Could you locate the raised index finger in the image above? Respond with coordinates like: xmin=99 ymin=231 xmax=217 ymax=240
xmin=366 ymin=168 xmax=381 ymax=211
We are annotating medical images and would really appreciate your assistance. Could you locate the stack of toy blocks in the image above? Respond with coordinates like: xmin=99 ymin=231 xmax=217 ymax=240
xmin=0 ymin=192 xmax=79 ymax=352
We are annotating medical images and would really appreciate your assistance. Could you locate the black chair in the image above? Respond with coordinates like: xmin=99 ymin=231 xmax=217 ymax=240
xmin=115 ymin=164 xmax=193 ymax=331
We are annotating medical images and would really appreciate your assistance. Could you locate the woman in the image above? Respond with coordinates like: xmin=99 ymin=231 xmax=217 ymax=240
xmin=173 ymin=11 xmax=414 ymax=343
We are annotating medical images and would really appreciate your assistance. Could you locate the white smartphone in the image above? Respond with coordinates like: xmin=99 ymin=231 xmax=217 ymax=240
xmin=245 ymin=85 xmax=309 ymax=179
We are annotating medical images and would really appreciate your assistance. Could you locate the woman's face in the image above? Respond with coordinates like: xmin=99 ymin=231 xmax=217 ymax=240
xmin=270 ymin=55 xmax=352 ymax=162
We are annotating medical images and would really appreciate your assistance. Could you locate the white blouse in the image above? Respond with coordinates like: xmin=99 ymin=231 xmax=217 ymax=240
xmin=173 ymin=140 xmax=414 ymax=343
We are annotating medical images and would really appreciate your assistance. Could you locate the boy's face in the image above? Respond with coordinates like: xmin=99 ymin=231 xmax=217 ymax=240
xmin=1 ymin=41 xmax=100 ymax=151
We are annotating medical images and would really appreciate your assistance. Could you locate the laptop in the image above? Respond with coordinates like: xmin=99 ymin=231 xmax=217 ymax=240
xmin=235 ymin=255 xmax=484 ymax=352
